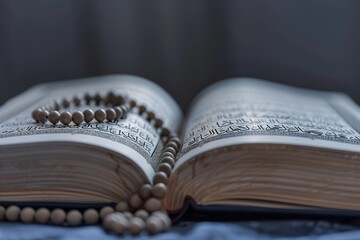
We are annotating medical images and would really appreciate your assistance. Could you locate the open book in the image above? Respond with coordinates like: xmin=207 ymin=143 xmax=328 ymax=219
xmin=1 ymin=75 xmax=360 ymax=218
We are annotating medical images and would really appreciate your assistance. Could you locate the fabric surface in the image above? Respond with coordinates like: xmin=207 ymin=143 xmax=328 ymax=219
xmin=2 ymin=221 xmax=360 ymax=240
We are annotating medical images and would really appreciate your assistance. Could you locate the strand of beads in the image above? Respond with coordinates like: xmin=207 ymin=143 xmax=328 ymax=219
xmin=27 ymin=93 xmax=180 ymax=235
xmin=0 ymin=205 xmax=101 ymax=226
xmin=31 ymin=92 xmax=130 ymax=125
xmin=103 ymin=134 xmax=180 ymax=235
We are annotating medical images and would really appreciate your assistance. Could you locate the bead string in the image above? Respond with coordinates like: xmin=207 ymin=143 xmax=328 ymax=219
xmin=0 ymin=92 xmax=180 ymax=235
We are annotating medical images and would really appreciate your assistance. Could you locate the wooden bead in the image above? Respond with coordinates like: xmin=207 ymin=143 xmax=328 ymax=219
xmin=153 ymin=172 xmax=168 ymax=185
xmin=129 ymin=100 xmax=137 ymax=108
xmin=48 ymin=111 xmax=60 ymax=125
xmin=60 ymin=112 xmax=72 ymax=125
xmin=5 ymin=205 xmax=20 ymax=221
xmin=163 ymin=146 xmax=177 ymax=156
xmin=83 ymin=208 xmax=99 ymax=225
xmin=144 ymin=198 xmax=162 ymax=212
xmin=147 ymin=111 xmax=155 ymax=121
xmin=37 ymin=110 xmax=49 ymax=124
xmin=0 ymin=206 xmax=5 ymax=221
xmin=152 ymin=183 xmax=167 ymax=199
xmin=115 ymin=201 xmax=129 ymax=212
xmin=165 ymin=141 xmax=179 ymax=152
xmin=32 ymin=108 xmax=42 ymax=121
xmin=107 ymin=94 xmax=115 ymax=105
xmin=106 ymin=108 xmax=116 ymax=121
xmin=72 ymin=111 xmax=84 ymax=125
xmin=94 ymin=94 xmax=102 ymax=105
xmin=107 ymin=91 xmax=116 ymax=101
xmin=160 ymin=156 xmax=175 ymax=168
xmin=161 ymin=128 xmax=170 ymax=137
xmin=20 ymin=207 xmax=35 ymax=223
xmin=134 ymin=209 xmax=149 ymax=221
xmin=112 ymin=220 xmax=128 ymax=235
xmin=108 ymin=213 xmax=129 ymax=235
xmin=84 ymin=93 xmax=92 ymax=104
xmin=154 ymin=119 xmax=163 ymax=128
xmin=129 ymin=194 xmax=143 ymax=209
xmin=99 ymin=206 xmax=114 ymax=219
xmin=105 ymin=91 xmax=115 ymax=103
xmin=120 ymin=105 xmax=130 ymax=115
xmin=35 ymin=208 xmax=50 ymax=224
xmin=66 ymin=210 xmax=82 ymax=226
xmin=157 ymin=163 xmax=172 ymax=176
xmin=51 ymin=208 xmax=66 ymax=225
xmin=62 ymin=99 xmax=70 ymax=108
xmin=73 ymin=96 xmax=81 ymax=106
xmin=146 ymin=216 xmax=163 ymax=234
xmin=114 ymin=96 xmax=124 ymax=106
xmin=129 ymin=217 xmax=145 ymax=235
xmin=152 ymin=211 xmax=171 ymax=230
xmin=103 ymin=213 xmax=116 ymax=230
xmin=161 ymin=152 xmax=175 ymax=159
xmin=83 ymin=109 xmax=94 ymax=123
xmin=139 ymin=105 xmax=147 ymax=114
xmin=139 ymin=184 xmax=152 ymax=200
xmin=94 ymin=109 xmax=106 ymax=122
xmin=113 ymin=107 xmax=123 ymax=119
xmin=168 ymin=137 xmax=181 ymax=148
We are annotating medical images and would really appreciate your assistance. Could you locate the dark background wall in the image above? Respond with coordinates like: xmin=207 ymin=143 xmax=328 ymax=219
xmin=0 ymin=0 xmax=359 ymax=111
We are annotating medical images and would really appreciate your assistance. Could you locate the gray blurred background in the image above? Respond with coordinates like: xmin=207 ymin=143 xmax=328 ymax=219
xmin=0 ymin=0 xmax=359 ymax=111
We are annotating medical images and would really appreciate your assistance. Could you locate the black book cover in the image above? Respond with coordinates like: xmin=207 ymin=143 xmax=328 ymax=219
xmin=172 ymin=198 xmax=360 ymax=223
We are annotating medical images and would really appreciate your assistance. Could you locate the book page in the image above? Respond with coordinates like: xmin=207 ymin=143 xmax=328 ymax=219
xmin=0 ymin=75 xmax=182 ymax=180
xmin=176 ymin=78 xmax=360 ymax=169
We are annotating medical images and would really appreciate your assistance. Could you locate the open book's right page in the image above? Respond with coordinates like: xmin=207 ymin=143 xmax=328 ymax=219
xmin=176 ymin=78 xmax=360 ymax=169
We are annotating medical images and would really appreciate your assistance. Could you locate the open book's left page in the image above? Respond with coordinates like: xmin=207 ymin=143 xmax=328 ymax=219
xmin=0 ymin=75 xmax=182 ymax=182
